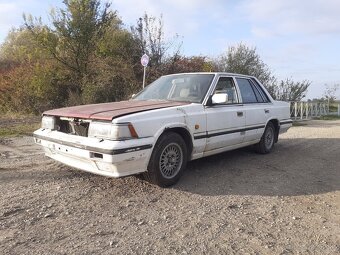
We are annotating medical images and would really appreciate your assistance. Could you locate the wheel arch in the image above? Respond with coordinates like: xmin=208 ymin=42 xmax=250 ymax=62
xmin=152 ymin=124 xmax=193 ymax=161
xmin=163 ymin=127 xmax=193 ymax=158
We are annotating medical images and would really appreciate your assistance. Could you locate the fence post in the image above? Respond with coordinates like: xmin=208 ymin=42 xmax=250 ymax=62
xmin=314 ymin=103 xmax=317 ymax=116
xmin=310 ymin=103 xmax=313 ymax=117
xmin=323 ymin=104 xmax=326 ymax=115
xmin=306 ymin=103 xmax=309 ymax=119
xmin=318 ymin=103 xmax=320 ymax=116
xmin=327 ymin=103 xmax=329 ymax=115
xmin=294 ymin=102 xmax=297 ymax=120
xmin=315 ymin=103 xmax=317 ymax=116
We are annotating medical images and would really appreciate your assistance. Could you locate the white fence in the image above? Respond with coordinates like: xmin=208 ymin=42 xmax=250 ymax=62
xmin=290 ymin=102 xmax=329 ymax=120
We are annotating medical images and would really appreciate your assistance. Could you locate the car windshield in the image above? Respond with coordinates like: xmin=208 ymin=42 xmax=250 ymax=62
xmin=133 ymin=74 xmax=215 ymax=103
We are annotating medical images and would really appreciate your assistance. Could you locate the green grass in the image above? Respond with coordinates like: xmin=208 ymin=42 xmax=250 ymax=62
xmin=0 ymin=123 xmax=40 ymax=137
xmin=0 ymin=111 xmax=39 ymax=119
xmin=314 ymin=115 xmax=340 ymax=120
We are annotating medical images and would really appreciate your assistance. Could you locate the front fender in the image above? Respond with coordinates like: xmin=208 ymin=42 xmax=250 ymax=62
xmin=144 ymin=123 xmax=193 ymax=167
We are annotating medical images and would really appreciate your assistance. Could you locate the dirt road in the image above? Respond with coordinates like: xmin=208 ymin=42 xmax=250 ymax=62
xmin=0 ymin=120 xmax=339 ymax=254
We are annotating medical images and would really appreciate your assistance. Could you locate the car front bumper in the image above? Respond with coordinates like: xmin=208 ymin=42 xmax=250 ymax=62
xmin=33 ymin=129 xmax=154 ymax=177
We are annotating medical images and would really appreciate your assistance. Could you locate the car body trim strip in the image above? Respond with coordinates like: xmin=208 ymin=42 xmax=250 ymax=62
xmin=194 ymin=125 xmax=266 ymax=140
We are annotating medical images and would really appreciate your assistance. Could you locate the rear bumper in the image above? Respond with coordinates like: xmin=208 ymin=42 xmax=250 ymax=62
xmin=279 ymin=119 xmax=293 ymax=134
xmin=33 ymin=129 xmax=154 ymax=177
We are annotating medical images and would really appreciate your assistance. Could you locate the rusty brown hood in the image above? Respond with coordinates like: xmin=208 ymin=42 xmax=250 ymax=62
xmin=43 ymin=100 xmax=190 ymax=121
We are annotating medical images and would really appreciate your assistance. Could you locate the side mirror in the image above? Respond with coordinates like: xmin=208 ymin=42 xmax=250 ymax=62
xmin=212 ymin=93 xmax=228 ymax=104
xmin=131 ymin=94 xmax=136 ymax=99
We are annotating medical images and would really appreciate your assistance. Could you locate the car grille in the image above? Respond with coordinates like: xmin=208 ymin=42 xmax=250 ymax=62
xmin=58 ymin=118 xmax=90 ymax=137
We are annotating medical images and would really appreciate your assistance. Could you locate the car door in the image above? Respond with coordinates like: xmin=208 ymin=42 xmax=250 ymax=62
xmin=204 ymin=76 xmax=246 ymax=152
xmin=234 ymin=77 xmax=271 ymax=143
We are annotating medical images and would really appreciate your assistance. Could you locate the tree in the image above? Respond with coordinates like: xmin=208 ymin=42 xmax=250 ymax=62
xmin=216 ymin=43 xmax=312 ymax=100
xmin=131 ymin=13 xmax=181 ymax=84
xmin=274 ymin=78 xmax=311 ymax=101
xmin=0 ymin=28 xmax=49 ymax=64
xmin=21 ymin=0 xmax=141 ymax=106
xmin=0 ymin=28 xmax=69 ymax=113
xmin=0 ymin=0 xmax=143 ymax=113
xmin=323 ymin=84 xmax=339 ymax=102
xmin=216 ymin=43 xmax=276 ymax=94
xmin=164 ymin=55 xmax=213 ymax=74
xmin=0 ymin=60 xmax=69 ymax=113
xmin=131 ymin=13 xmax=173 ymax=66
xmin=81 ymin=22 xmax=141 ymax=104
xmin=24 ymin=0 xmax=117 ymax=90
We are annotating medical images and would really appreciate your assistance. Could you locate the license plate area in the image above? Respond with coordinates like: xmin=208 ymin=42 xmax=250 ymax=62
xmin=47 ymin=142 xmax=91 ymax=159
xmin=54 ymin=144 xmax=72 ymax=154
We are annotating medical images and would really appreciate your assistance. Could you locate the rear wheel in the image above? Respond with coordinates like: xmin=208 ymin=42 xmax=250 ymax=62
xmin=143 ymin=132 xmax=187 ymax=187
xmin=255 ymin=122 xmax=275 ymax=154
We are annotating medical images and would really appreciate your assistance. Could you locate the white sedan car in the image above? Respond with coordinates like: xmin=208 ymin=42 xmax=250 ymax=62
xmin=34 ymin=73 xmax=292 ymax=187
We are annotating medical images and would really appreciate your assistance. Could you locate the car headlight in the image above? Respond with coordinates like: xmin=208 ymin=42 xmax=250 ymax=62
xmin=41 ymin=116 xmax=57 ymax=130
xmin=88 ymin=122 xmax=139 ymax=140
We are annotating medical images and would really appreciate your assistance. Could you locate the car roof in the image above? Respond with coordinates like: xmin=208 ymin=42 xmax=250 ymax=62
xmin=162 ymin=72 xmax=256 ymax=79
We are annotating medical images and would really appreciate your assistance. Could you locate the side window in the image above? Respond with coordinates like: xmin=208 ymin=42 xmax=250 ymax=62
xmin=236 ymin=78 xmax=258 ymax=103
xmin=213 ymin=77 xmax=239 ymax=104
xmin=251 ymin=82 xmax=265 ymax=103
xmin=251 ymin=78 xmax=270 ymax=102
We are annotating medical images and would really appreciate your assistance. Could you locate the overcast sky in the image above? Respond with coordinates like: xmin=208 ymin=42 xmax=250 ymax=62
xmin=0 ymin=0 xmax=339 ymax=99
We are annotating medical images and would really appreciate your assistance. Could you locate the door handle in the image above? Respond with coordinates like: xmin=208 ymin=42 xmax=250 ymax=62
xmin=237 ymin=111 xmax=243 ymax=117
xmin=264 ymin=109 xmax=270 ymax=113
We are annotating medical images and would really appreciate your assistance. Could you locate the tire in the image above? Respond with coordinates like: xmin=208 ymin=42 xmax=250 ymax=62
xmin=143 ymin=132 xmax=187 ymax=187
xmin=255 ymin=122 xmax=275 ymax=154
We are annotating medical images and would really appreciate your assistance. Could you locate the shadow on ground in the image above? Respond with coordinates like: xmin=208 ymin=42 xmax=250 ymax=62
xmin=173 ymin=138 xmax=340 ymax=197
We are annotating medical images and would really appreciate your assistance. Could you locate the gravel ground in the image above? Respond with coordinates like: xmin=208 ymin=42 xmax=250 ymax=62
xmin=0 ymin=120 xmax=339 ymax=255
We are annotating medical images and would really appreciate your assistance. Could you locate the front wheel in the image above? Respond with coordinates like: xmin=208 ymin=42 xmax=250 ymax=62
xmin=143 ymin=132 xmax=187 ymax=187
xmin=255 ymin=122 xmax=275 ymax=154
